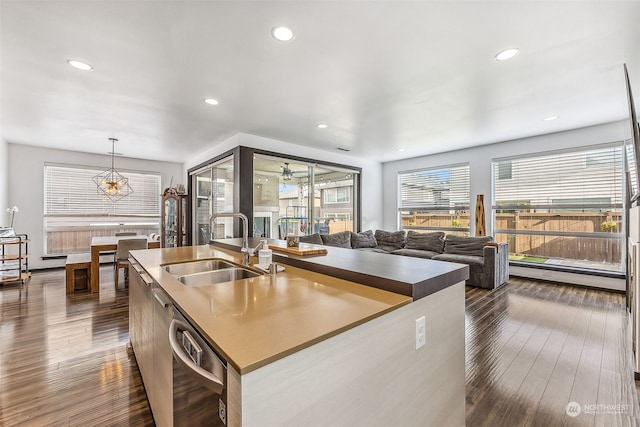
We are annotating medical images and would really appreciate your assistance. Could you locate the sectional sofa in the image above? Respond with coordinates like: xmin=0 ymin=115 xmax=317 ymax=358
xmin=300 ymin=229 xmax=509 ymax=290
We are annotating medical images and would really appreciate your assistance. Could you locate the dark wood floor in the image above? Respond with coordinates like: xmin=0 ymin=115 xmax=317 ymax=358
xmin=466 ymin=277 xmax=640 ymax=426
xmin=0 ymin=267 xmax=154 ymax=426
xmin=1 ymin=269 xmax=638 ymax=426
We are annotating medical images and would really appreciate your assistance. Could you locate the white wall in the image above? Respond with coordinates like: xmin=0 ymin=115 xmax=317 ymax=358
xmin=8 ymin=143 xmax=184 ymax=270
xmin=382 ymin=121 xmax=628 ymax=288
xmin=0 ymin=138 xmax=8 ymax=218
xmin=382 ymin=121 xmax=628 ymax=232
xmin=185 ymin=133 xmax=384 ymax=231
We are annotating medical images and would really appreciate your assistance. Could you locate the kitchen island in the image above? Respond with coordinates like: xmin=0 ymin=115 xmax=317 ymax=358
xmin=129 ymin=242 xmax=467 ymax=426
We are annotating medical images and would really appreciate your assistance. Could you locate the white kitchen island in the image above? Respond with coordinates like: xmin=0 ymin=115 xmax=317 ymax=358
xmin=129 ymin=243 xmax=466 ymax=426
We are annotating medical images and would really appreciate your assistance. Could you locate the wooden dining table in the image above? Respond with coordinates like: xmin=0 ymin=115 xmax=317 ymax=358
xmin=90 ymin=235 xmax=160 ymax=293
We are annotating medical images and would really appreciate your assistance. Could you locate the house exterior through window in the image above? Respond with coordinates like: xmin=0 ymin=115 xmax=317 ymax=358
xmin=492 ymin=143 xmax=624 ymax=272
xmin=398 ymin=163 xmax=471 ymax=235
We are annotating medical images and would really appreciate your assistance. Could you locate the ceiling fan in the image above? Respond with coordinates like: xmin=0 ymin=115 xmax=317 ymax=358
xmin=281 ymin=163 xmax=293 ymax=181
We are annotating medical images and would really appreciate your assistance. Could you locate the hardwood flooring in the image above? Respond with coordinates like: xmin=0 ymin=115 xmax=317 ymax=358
xmin=0 ymin=267 xmax=154 ymax=426
xmin=0 ymin=270 xmax=638 ymax=426
xmin=466 ymin=277 xmax=640 ymax=426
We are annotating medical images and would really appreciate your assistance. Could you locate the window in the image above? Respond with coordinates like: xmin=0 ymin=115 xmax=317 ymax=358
xmin=492 ymin=144 xmax=624 ymax=272
xmin=44 ymin=163 xmax=161 ymax=255
xmin=498 ymin=161 xmax=512 ymax=180
xmin=323 ymin=187 xmax=351 ymax=204
xmin=252 ymin=152 xmax=360 ymax=238
xmin=324 ymin=213 xmax=351 ymax=221
xmin=398 ymin=164 xmax=470 ymax=235
xmin=191 ymin=156 xmax=234 ymax=244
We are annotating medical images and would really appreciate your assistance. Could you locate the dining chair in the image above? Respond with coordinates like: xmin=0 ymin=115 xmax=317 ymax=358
xmin=114 ymin=238 xmax=148 ymax=290
xmin=115 ymin=232 xmax=137 ymax=236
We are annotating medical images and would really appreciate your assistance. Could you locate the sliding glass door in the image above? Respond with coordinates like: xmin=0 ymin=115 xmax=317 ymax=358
xmin=190 ymin=156 xmax=235 ymax=244
xmin=253 ymin=154 xmax=359 ymax=238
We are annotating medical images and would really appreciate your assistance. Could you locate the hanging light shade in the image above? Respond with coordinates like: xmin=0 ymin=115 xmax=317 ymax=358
xmin=281 ymin=163 xmax=293 ymax=181
xmin=92 ymin=138 xmax=133 ymax=202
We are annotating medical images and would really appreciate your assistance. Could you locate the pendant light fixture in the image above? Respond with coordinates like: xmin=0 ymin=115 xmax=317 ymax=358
xmin=281 ymin=163 xmax=293 ymax=181
xmin=92 ymin=138 xmax=133 ymax=201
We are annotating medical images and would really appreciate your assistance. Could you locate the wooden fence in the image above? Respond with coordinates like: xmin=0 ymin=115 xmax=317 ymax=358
xmin=401 ymin=212 xmax=622 ymax=264
xmin=46 ymin=227 xmax=159 ymax=255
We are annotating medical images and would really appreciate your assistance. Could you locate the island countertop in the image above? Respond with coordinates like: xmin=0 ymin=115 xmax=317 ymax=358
xmin=130 ymin=245 xmax=412 ymax=374
xmin=211 ymin=238 xmax=469 ymax=300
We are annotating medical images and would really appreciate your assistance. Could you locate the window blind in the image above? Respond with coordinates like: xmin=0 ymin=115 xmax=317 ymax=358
xmin=492 ymin=145 xmax=623 ymax=211
xmin=399 ymin=164 xmax=470 ymax=211
xmin=44 ymin=164 xmax=161 ymax=216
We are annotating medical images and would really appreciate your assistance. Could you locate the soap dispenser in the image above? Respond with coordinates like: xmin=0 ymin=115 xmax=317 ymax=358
xmin=258 ymin=240 xmax=272 ymax=266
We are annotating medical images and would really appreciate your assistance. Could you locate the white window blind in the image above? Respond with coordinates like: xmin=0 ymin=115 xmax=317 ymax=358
xmin=44 ymin=164 xmax=161 ymax=216
xmin=399 ymin=164 xmax=470 ymax=211
xmin=492 ymin=145 xmax=623 ymax=211
xmin=43 ymin=163 xmax=161 ymax=256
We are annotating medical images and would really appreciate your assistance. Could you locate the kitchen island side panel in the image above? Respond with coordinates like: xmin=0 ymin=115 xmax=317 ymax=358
xmin=237 ymin=281 xmax=465 ymax=427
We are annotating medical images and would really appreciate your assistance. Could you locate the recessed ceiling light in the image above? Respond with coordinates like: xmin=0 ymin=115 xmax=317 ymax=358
xmin=204 ymin=98 xmax=219 ymax=106
xmin=397 ymin=148 xmax=406 ymax=152
xmin=543 ymin=115 xmax=559 ymax=121
xmin=316 ymin=123 xmax=328 ymax=129
xmin=271 ymin=26 xmax=294 ymax=42
xmin=67 ymin=59 xmax=93 ymax=71
xmin=494 ymin=48 xmax=520 ymax=61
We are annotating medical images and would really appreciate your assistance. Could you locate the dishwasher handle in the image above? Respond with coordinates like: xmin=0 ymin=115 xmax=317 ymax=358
xmin=169 ymin=319 xmax=224 ymax=395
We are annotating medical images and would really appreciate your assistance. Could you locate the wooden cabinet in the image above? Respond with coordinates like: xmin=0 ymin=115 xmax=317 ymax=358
xmin=151 ymin=287 xmax=173 ymax=426
xmin=129 ymin=260 xmax=173 ymax=427
xmin=162 ymin=193 xmax=188 ymax=248
xmin=129 ymin=262 xmax=154 ymax=395
xmin=0 ymin=234 xmax=30 ymax=286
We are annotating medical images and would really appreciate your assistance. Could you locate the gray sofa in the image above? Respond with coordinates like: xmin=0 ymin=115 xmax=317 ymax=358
xmin=300 ymin=229 xmax=509 ymax=290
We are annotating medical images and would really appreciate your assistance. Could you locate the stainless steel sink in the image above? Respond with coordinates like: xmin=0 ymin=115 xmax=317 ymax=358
xmin=177 ymin=268 xmax=262 ymax=287
xmin=163 ymin=259 xmax=236 ymax=276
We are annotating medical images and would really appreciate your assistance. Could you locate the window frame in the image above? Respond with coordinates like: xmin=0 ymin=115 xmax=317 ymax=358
xmin=323 ymin=186 xmax=351 ymax=204
xmin=491 ymin=142 xmax=625 ymax=273
xmin=43 ymin=162 xmax=161 ymax=256
xmin=397 ymin=163 xmax=471 ymax=234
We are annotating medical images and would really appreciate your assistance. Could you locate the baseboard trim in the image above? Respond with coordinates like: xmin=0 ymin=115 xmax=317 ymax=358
xmin=510 ymin=265 xmax=626 ymax=292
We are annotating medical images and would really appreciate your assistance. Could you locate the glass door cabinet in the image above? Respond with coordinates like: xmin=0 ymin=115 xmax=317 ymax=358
xmin=162 ymin=193 xmax=188 ymax=248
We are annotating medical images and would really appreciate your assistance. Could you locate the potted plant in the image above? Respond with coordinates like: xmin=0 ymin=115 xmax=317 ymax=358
xmin=600 ymin=220 xmax=617 ymax=232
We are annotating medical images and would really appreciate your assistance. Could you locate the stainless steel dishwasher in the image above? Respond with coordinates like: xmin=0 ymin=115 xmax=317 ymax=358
xmin=169 ymin=306 xmax=228 ymax=426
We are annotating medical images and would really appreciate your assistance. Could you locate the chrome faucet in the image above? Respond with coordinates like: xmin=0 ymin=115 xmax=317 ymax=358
xmin=210 ymin=212 xmax=261 ymax=266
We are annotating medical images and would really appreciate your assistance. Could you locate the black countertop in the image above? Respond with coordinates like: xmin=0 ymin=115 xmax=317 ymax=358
xmin=210 ymin=238 xmax=469 ymax=300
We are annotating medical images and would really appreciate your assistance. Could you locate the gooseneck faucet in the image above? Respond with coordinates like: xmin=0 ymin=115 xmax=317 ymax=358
xmin=210 ymin=212 xmax=261 ymax=266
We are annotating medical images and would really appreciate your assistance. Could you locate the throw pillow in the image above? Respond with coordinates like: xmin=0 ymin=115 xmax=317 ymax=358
xmin=404 ymin=231 xmax=445 ymax=253
xmin=443 ymin=234 xmax=493 ymax=257
xmin=299 ymin=233 xmax=323 ymax=245
xmin=350 ymin=230 xmax=377 ymax=249
xmin=374 ymin=229 xmax=406 ymax=252
xmin=320 ymin=231 xmax=352 ymax=248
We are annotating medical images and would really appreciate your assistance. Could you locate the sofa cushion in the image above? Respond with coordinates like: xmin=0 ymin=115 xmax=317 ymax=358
xmin=374 ymin=230 xmax=406 ymax=252
xmin=404 ymin=231 xmax=445 ymax=253
xmin=391 ymin=248 xmax=440 ymax=259
xmin=350 ymin=230 xmax=377 ymax=249
xmin=443 ymin=235 xmax=493 ymax=257
xmin=432 ymin=253 xmax=484 ymax=286
xmin=320 ymin=231 xmax=352 ymax=248
xmin=299 ymin=233 xmax=323 ymax=245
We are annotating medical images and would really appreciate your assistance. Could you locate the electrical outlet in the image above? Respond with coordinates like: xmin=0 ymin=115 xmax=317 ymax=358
xmin=415 ymin=316 xmax=426 ymax=349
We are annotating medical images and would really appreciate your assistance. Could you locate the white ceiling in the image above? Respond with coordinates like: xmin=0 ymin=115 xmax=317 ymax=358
xmin=2 ymin=1 xmax=639 ymax=164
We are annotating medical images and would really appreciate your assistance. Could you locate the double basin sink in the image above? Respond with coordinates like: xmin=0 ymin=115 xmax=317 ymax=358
xmin=163 ymin=259 xmax=263 ymax=287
